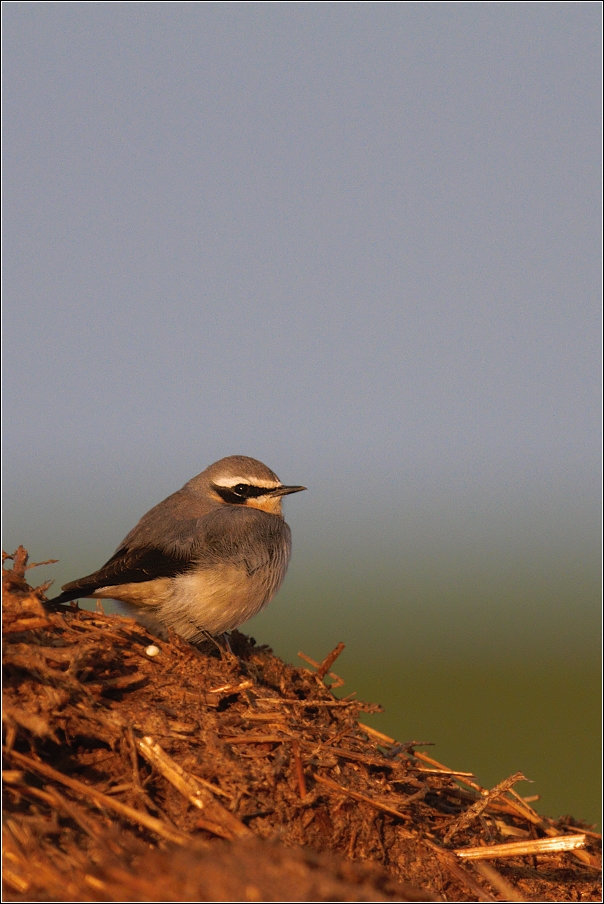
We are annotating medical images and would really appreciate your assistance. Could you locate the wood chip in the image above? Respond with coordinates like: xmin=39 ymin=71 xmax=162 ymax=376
xmin=456 ymin=834 xmax=587 ymax=860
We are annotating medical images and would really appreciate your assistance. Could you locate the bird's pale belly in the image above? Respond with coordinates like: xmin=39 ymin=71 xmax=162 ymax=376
xmin=93 ymin=562 xmax=284 ymax=640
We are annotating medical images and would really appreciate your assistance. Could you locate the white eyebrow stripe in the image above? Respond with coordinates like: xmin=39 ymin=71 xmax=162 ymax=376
xmin=212 ymin=477 xmax=281 ymax=490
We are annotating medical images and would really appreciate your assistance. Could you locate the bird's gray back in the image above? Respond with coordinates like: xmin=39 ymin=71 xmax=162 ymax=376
xmin=118 ymin=485 xmax=216 ymax=557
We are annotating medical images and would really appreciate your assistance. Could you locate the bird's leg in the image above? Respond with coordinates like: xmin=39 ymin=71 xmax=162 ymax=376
xmin=199 ymin=630 xmax=234 ymax=660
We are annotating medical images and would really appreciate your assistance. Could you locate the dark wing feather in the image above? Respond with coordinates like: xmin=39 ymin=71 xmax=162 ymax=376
xmin=50 ymin=545 xmax=193 ymax=603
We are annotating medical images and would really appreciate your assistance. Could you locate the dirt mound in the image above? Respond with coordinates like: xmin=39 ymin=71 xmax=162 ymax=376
xmin=3 ymin=547 xmax=601 ymax=901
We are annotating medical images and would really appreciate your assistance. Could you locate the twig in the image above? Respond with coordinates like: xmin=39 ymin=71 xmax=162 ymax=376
xmin=243 ymin=712 xmax=288 ymax=722
xmin=25 ymin=559 xmax=59 ymax=570
xmin=313 ymin=773 xmax=410 ymax=822
xmin=136 ymin=735 xmax=251 ymax=840
xmin=2 ymin=771 xmax=25 ymax=783
xmin=566 ymin=826 xmax=601 ymax=839
xmin=455 ymin=834 xmax=587 ymax=860
xmin=44 ymin=786 xmax=112 ymax=844
xmin=4 ymin=779 xmax=58 ymax=809
xmin=301 ymin=740 xmax=406 ymax=769
xmin=316 ymin=642 xmax=346 ymax=680
xmin=507 ymin=785 xmax=544 ymax=821
xmin=429 ymin=846 xmax=499 ymax=902
xmin=384 ymin=740 xmax=436 ymax=757
xmin=125 ymin=723 xmax=155 ymax=812
xmin=222 ymin=734 xmax=286 ymax=744
xmin=291 ymin=740 xmax=307 ymax=798
xmin=3 ymin=617 xmax=54 ymax=635
xmin=297 ymin=646 xmax=345 ymax=688
xmin=3 ymin=546 xmax=29 ymax=577
xmin=444 ymin=772 xmax=529 ymax=844
xmin=356 ymin=722 xmax=397 ymax=744
xmin=357 ymin=723 xmax=473 ymax=775
xmin=307 ymin=722 xmax=353 ymax=756
xmin=413 ymin=751 xmax=488 ymax=794
xmin=472 ymin=861 xmax=526 ymax=902
xmin=187 ymin=771 xmax=232 ymax=799
xmin=262 ymin=697 xmax=381 ymax=711
xmin=5 ymin=748 xmax=191 ymax=846
xmin=209 ymin=679 xmax=254 ymax=694
xmin=417 ymin=767 xmax=476 ymax=777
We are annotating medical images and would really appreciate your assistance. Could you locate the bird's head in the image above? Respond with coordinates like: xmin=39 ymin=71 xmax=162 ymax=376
xmin=203 ymin=456 xmax=306 ymax=516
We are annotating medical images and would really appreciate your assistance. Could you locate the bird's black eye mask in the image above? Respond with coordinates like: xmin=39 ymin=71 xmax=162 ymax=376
xmin=212 ymin=483 xmax=274 ymax=505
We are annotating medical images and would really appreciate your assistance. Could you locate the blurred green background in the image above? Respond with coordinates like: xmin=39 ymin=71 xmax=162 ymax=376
xmin=245 ymin=510 xmax=601 ymax=828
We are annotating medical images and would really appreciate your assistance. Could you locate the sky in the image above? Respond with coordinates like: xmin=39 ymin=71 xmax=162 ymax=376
xmin=2 ymin=2 xmax=602 ymax=821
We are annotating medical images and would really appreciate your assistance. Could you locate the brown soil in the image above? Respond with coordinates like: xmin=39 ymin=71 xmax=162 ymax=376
xmin=3 ymin=547 xmax=601 ymax=902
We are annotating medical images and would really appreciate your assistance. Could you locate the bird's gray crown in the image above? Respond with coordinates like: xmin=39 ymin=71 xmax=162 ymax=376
xmin=204 ymin=455 xmax=282 ymax=490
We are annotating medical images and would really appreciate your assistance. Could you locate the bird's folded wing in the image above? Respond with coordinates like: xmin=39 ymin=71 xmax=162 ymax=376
xmin=56 ymin=546 xmax=192 ymax=601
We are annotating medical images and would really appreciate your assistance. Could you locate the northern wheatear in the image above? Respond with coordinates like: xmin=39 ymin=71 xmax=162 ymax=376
xmin=49 ymin=456 xmax=306 ymax=641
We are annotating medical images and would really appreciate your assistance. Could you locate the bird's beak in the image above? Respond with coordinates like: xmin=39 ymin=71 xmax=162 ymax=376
xmin=270 ymin=485 xmax=307 ymax=497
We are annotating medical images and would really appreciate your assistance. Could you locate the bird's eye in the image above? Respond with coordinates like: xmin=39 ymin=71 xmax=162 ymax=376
xmin=233 ymin=484 xmax=249 ymax=496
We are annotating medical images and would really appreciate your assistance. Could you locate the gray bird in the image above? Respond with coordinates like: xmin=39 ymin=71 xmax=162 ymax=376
xmin=49 ymin=456 xmax=306 ymax=642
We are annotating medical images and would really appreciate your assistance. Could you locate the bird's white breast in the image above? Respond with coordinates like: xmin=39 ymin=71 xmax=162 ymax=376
xmin=168 ymin=564 xmax=279 ymax=637
xmin=104 ymin=559 xmax=287 ymax=641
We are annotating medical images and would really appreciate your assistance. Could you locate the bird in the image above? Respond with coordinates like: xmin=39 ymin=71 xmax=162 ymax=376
xmin=49 ymin=456 xmax=306 ymax=642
